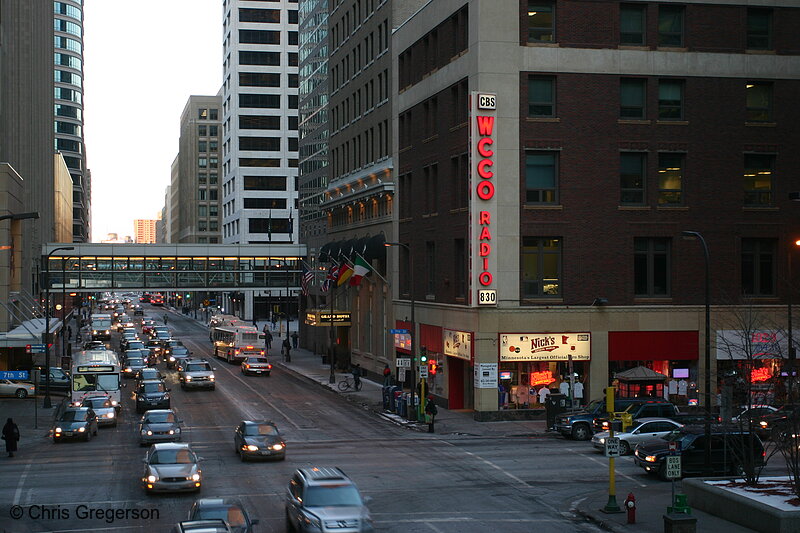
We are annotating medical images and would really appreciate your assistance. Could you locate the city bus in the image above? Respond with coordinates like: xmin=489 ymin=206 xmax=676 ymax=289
xmin=71 ymin=349 xmax=122 ymax=407
xmin=211 ymin=325 xmax=266 ymax=363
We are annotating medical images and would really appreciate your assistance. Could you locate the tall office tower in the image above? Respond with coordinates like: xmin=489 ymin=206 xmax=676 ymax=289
xmin=54 ymin=0 xmax=90 ymax=242
xmin=221 ymin=0 xmax=300 ymax=246
xmin=134 ymin=219 xmax=158 ymax=244
xmin=172 ymin=95 xmax=223 ymax=244
xmin=297 ymin=0 xmax=328 ymax=249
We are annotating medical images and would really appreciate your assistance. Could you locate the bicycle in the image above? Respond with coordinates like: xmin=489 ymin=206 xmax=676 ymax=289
xmin=338 ymin=375 xmax=363 ymax=392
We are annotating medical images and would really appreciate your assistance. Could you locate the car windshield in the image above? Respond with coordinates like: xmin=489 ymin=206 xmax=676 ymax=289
xmin=142 ymin=382 xmax=166 ymax=393
xmin=149 ymin=449 xmax=196 ymax=464
xmin=247 ymin=357 xmax=269 ymax=364
xmin=144 ymin=412 xmax=176 ymax=424
xmin=186 ymin=363 xmax=210 ymax=372
xmin=661 ymin=430 xmax=695 ymax=447
xmin=195 ymin=507 xmax=246 ymax=527
xmin=60 ymin=410 xmax=88 ymax=422
xmin=304 ymin=485 xmax=363 ymax=507
xmin=83 ymin=397 xmax=111 ymax=408
xmin=128 ymin=342 xmax=145 ymax=349
xmin=173 ymin=348 xmax=189 ymax=354
xmin=585 ymin=400 xmax=602 ymax=412
xmin=244 ymin=424 xmax=278 ymax=436
xmin=127 ymin=358 xmax=144 ymax=367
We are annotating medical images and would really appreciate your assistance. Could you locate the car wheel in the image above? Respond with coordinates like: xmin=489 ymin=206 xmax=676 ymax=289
xmin=572 ymin=424 xmax=591 ymax=441
xmin=619 ymin=441 xmax=631 ymax=456
xmin=15 ymin=389 xmax=28 ymax=399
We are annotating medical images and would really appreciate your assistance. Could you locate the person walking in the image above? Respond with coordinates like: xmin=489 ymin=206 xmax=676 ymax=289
xmin=163 ymin=314 xmax=168 ymax=325
xmin=67 ymin=325 xmax=72 ymax=340
xmin=282 ymin=337 xmax=291 ymax=362
xmin=291 ymin=332 xmax=299 ymax=349
xmin=2 ymin=418 xmax=20 ymax=457
xmin=265 ymin=330 xmax=273 ymax=350
xmin=382 ymin=364 xmax=392 ymax=386
xmin=425 ymin=396 xmax=438 ymax=433
xmin=351 ymin=364 xmax=362 ymax=389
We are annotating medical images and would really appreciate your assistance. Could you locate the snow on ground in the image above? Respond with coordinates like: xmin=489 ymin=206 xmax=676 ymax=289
xmin=705 ymin=477 xmax=800 ymax=511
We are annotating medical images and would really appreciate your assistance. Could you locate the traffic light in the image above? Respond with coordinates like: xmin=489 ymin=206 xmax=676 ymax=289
xmin=429 ymin=360 xmax=438 ymax=375
xmin=419 ymin=346 xmax=428 ymax=364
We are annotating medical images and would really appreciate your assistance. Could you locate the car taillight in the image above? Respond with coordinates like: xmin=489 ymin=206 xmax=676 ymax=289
xmin=267 ymin=364 xmax=272 ymax=369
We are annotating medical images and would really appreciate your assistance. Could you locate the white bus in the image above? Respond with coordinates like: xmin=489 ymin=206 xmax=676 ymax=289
xmin=212 ymin=325 xmax=266 ymax=363
xmin=71 ymin=349 xmax=122 ymax=406
xmin=91 ymin=313 xmax=113 ymax=340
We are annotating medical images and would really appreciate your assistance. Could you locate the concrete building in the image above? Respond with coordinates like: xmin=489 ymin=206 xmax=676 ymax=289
xmin=134 ymin=219 xmax=158 ymax=244
xmin=392 ymin=0 xmax=800 ymax=418
xmin=171 ymin=95 xmax=223 ymax=244
xmin=53 ymin=0 xmax=90 ymax=242
xmin=221 ymin=0 xmax=300 ymax=320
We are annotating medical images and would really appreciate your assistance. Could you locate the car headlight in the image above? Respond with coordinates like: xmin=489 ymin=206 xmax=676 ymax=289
xmin=271 ymin=443 xmax=284 ymax=451
xmin=302 ymin=512 xmax=321 ymax=529
xmin=168 ymin=429 xmax=175 ymax=435
xmin=146 ymin=475 xmax=157 ymax=483
xmin=146 ymin=430 xmax=153 ymax=436
xmin=209 ymin=375 xmax=215 ymax=381
xmin=169 ymin=356 xmax=175 ymax=362
xmin=78 ymin=427 xmax=86 ymax=432
xmin=185 ymin=375 xmax=192 ymax=381
xmin=645 ymin=455 xmax=657 ymax=462
xmin=55 ymin=427 xmax=62 ymax=433
xmin=599 ymin=438 xmax=605 ymax=444
xmin=111 ymin=400 xmax=118 ymax=406
xmin=191 ymin=473 xmax=200 ymax=481
xmin=125 ymin=368 xmax=132 ymax=373
xmin=245 ymin=444 xmax=259 ymax=451
xmin=106 ymin=412 xmax=115 ymax=418
xmin=760 ymin=421 xmax=768 ymax=427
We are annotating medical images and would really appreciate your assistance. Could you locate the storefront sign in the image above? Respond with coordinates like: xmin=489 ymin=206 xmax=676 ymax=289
xmin=751 ymin=367 xmax=773 ymax=382
xmin=530 ymin=370 xmax=555 ymax=386
xmin=499 ymin=333 xmax=591 ymax=362
xmin=474 ymin=362 xmax=498 ymax=389
xmin=443 ymin=329 xmax=472 ymax=360
xmin=305 ymin=310 xmax=352 ymax=326
xmin=471 ymin=92 xmax=498 ymax=306
xmin=393 ymin=333 xmax=411 ymax=351
xmin=716 ymin=330 xmax=794 ymax=360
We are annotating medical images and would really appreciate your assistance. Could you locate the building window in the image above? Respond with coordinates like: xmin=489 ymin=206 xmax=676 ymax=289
xmin=525 ymin=151 xmax=557 ymax=204
xmin=198 ymin=141 xmax=207 ymax=152
xmin=426 ymin=241 xmax=436 ymax=296
xmin=620 ymin=153 xmax=646 ymax=204
xmin=620 ymin=78 xmax=646 ymax=119
xmin=527 ymin=2 xmax=555 ymax=43
xmin=747 ymin=8 xmax=772 ymax=50
xmin=198 ymin=205 xmax=208 ymax=217
xmin=658 ymin=5 xmax=684 ymax=47
xmin=198 ymin=108 xmax=208 ymax=120
xmin=634 ymin=238 xmax=670 ymax=296
xmin=746 ymin=82 xmax=773 ymax=123
xmin=198 ymin=157 xmax=208 ymax=168
xmin=620 ymin=4 xmax=646 ymax=45
xmin=657 ymin=153 xmax=683 ymax=205
xmin=528 ymin=75 xmax=555 ymax=117
xmin=199 ymin=189 xmax=207 ymax=201
xmin=658 ymin=80 xmax=683 ymax=120
xmin=521 ymin=237 xmax=561 ymax=298
xmin=454 ymin=238 xmax=466 ymax=299
xmin=210 ymin=109 xmax=218 ymax=120
xmin=743 ymin=154 xmax=774 ymax=206
xmin=742 ymin=238 xmax=775 ymax=296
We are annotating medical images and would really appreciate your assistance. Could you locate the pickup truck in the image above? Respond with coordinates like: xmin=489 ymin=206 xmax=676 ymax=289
xmin=555 ymin=397 xmax=658 ymax=440
xmin=593 ymin=400 xmax=680 ymax=433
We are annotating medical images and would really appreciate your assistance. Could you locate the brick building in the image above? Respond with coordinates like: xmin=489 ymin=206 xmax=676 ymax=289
xmin=393 ymin=0 xmax=800 ymax=418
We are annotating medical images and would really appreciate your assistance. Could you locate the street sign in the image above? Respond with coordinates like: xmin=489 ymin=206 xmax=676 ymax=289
xmin=418 ymin=365 xmax=429 ymax=378
xmin=604 ymin=437 xmax=621 ymax=457
xmin=396 ymin=357 xmax=411 ymax=368
xmin=390 ymin=329 xmax=409 ymax=335
xmin=666 ymin=456 xmax=682 ymax=479
xmin=26 ymin=344 xmax=46 ymax=354
xmin=0 ymin=370 xmax=29 ymax=380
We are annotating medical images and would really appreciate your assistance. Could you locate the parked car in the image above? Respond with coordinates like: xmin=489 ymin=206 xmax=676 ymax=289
xmin=593 ymin=400 xmax=680 ymax=432
xmin=286 ymin=467 xmax=373 ymax=533
xmin=633 ymin=426 xmax=766 ymax=480
xmin=755 ymin=405 xmax=800 ymax=440
xmin=79 ymin=394 xmax=118 ymax=427
xmin=187 ymin=498 xmax=258 ymax=533
xmin=28 ymin=366 xmax=71 ymax=392
xmin=730 ymin=405 xmax=779 ymax=423
xmin=240 ymin=356 xmax=271 ymax=376
xmin=52 ymin=406 xmax=98 ymax=442
xmin=179 ymin=360 xmax=216 ymax=390
xmin=135 ymin=379 xmax=171 ymax=413
xmin=0 ymin=379 xmax=36 ymax=399
xmin=234 ymin=420 xmax=285 ymax=461
xmin=142 ymin=442 xmax=202 ymax=493
xmin=138 ymin=409 xmax=182 ymax=445
xmin=555 ymin=397 xmax=657 ymax=440
xmin=591 ymin=417 xmax=683 ymax=455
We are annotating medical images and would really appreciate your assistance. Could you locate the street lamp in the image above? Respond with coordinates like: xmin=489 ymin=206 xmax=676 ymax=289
xmin=682 ymin=230 xmax=712 ymax=474
xmin=787 ymin=238 xmax=800 ymax=404
xmin=43 ymin=246 xmax=74 ymax=409
xmin=385 ymin=242 xmax=416 ymax=421
xmin=60 ymin=257 xmax=75 ymax=361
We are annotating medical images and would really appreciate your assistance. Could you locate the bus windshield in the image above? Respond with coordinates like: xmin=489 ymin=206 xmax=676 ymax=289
xmin=72 ymin=373 xmax=119 ymax=392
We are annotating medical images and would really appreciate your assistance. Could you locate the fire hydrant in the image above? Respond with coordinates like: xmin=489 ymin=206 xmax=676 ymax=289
xmin=624 ymin=492 xmax=636 ymax=524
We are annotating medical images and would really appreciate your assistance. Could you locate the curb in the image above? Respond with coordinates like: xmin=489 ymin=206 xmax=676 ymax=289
xmin=573 ymin=507 xmax=627 ymax=533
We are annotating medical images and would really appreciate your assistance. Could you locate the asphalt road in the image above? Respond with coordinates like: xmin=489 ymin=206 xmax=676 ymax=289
xmin=0 ymin=306 xmax=677 ymax=532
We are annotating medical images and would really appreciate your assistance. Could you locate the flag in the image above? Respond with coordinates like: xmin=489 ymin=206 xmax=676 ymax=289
xmin=301 ymin=266 xmax=313 ymax=296
xmin=349 ymin=256 xmax=372 ymax=286
xmin=322 ymin=263 xmax=339 ymax=293
xmin=337 ymin=261 xmax=354 ymax=286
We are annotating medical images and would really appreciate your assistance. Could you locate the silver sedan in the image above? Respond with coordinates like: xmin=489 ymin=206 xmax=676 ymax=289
xmin=142 ymin=442 xmax=202 ymax=493
xmin=138 ymin=409 xmax=182 ymax=445
xmin=0 ymin=379 xmax=36 ymax=399
xmin=591 ymin=417 xmax=683 ymax=455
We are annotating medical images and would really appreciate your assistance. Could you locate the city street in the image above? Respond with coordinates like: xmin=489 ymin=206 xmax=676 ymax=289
xmin=0 ymin=308 xmax=620 ymax=532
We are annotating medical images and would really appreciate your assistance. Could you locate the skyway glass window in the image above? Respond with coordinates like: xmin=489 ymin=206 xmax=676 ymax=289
xmin=741 ymin=238 xmax=775 ymax=296
xmin=522 ymin=237 xmax=561 ymax=298
xmin=525 ymin=152 xmax=557 ymax=204
xmin=743 ymin=154 xmax=773 ymax=206
xmin=634 ymin=238 xmax=670 ymax=296
xmin=527 ymin=2 xmax=555 ymax=42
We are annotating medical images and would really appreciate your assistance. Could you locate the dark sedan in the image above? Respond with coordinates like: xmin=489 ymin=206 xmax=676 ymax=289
xmin=124 ymin=357 xmax=146 ymax=378
xmin=138 ymin=409 xmax=182 ymax=445
xmin=135 ymin=379 xmax=171 ymax=413
xmin=52 ymin=407 xmax=98 ymax=442
xmin=234 ymin=420 xmax=285 ymax=461
xmin=167 ymin=346 xmax=192 ymax=369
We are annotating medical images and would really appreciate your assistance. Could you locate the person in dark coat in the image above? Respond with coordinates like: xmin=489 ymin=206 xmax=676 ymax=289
xmin=282 ymin=337 xmax=291 ymax=362
xmin=291 ymin=332 xmax=299 ymax=349
xmin=2 ymin=418 xmax=20 ymax=457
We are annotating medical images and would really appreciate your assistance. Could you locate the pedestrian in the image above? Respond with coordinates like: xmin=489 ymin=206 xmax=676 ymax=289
xmin=265 ymin=330 xmax=273 ymax=350
xmin=382 ymin=363 xmax=392 ymax=386
xmin=271 ymin=314 xmax=277 ymax=328
xmin=163 ymin=314 xmax=168 ymax=325
xmin=291 ymin=331 xmax=299 ymax=349
xmin=282 ymin=337 xmax=291 ymax=362
xmin=2 ymin=418 xmax=20 ymax=457
xmin=352 ymin=363 xmax=362 ymax=389
xmin=425 ymin=396 xmax=438 ymax=433
xmin=67 ymin=326 xmax=72 ymax=340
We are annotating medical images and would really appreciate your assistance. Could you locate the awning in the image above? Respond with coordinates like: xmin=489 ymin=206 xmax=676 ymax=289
xmin=614 ymin=366 xmax=668 ymax=382
xmin=0 ymin=318 xmax=62 ymax=348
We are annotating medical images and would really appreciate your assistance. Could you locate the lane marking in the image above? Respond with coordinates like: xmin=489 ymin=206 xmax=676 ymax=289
xmin=569 ymin=448 xmax=647 ymax=488
xmin=13 ymin=461 xmax=32 ymax=505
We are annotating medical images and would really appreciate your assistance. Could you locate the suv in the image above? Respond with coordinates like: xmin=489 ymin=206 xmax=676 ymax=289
xmin=179 ymin=360 xmax=216 ymax=390
xmin=134 ymin=379 xmax=171 ymax=413
xmin=634 ymin=425 xmax=766 ymax=480
xmin=593 ymin=400 xmax=678 ymax=432
xmin=286 ymin=467 xmax=373 ymax=533
xmin=555 ymin=398 xmax=656 ymax=440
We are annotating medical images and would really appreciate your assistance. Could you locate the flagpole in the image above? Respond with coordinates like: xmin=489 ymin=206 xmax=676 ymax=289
xmin=355 ymin=251 xmax=387 ymax=284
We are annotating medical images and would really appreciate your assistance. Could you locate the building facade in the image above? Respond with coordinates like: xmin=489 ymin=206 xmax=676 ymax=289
xmin=134 ymin=219 xmax=158 ymax=244
xmin=393 ymin=0 xmax=800 ymax=417
xmin=54 ymin=0 xmax=90 ymax=242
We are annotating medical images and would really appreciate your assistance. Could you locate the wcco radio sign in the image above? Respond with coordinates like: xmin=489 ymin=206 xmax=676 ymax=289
xmin=471 ymin=92 xmax=498 ymax=307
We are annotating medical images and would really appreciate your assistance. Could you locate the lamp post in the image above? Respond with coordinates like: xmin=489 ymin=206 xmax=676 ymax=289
xmin=43 ymin=246 xmax=74 ymax=409
xmin=385 ymin=242 xmax=416 ymax=421
xmin=787 ymin=239 xmax=800 ymax=405
xmin=60 ymin=256 xmax=74 ymax=361
xmin=682 ymin=231 xmax=711 ymax=474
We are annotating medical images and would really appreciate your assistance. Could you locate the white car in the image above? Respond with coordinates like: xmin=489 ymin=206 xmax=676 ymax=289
xmin=0 ymin=379 xmax=36 ymax=399
xmin=591 ymin=417 xmax=683 ymax=455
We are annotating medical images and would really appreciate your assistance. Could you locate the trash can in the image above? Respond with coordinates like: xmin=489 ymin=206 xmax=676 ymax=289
xmin=545 ymin=393 xmax=571 ymax=429
xmin=390 ymin=387 xmax=402 ymax=412
xmin=382 ymin=386 xmax=391 ymax=410
xmin=407 ymin=393 xmax=417 ymax=421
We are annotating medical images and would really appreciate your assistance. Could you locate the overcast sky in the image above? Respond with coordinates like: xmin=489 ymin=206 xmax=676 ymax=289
xmin=84 ymin=0 xmax=222 ymax=242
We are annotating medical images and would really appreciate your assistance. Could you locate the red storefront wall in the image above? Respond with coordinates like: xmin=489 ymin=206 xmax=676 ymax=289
xmin=608 ymin=331 xmax=699 ymax=360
